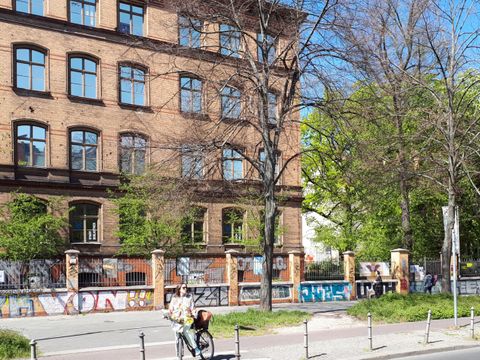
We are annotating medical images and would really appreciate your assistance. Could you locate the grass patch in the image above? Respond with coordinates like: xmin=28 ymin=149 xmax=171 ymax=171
xmin=347 ymin=293 xmax=480 ymax=323
xmin=209 ymin=308 xmax=311 ymax=338
xmin=0 ymin=330 xmax=30 ymax=360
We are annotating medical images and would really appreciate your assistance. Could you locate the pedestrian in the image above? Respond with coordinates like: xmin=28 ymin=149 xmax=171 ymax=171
xmin=168 ymin=283 xmax=201 ymax=358
xmin=424 ymin=272 xmax=433 ymax=294
xmin=373 ymin=270 xmax=383 ymax=298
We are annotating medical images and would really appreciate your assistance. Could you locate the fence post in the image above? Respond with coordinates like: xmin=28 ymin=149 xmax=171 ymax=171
xmin=367 ymin=313 xmax=373 ymax=351
xmin=30 ymin=339 xmax=37 ymax=360
xmin=289 ymin=251 xmax=303 ymax=303
xmin=304 ymin=319 xmax=309 ymax=359
xmin=151 ymin=249 xmax=165 ymax=310
xmin=343 ymin=251 xmax=356 ymax=300
xmin=226 ymin=250 xmax=239 ymax=306
xmin=65 ymin=249 xmax=80 ymax=314
xmin=471 ymin=307 xmax=475 ymax=339
xmin=234 ymin=324 xmax=241 ymax=360
xmin=424 ymin=309 xmax=432 ymax=344
xmin=391 ymin=249 xmax=410 ymax=295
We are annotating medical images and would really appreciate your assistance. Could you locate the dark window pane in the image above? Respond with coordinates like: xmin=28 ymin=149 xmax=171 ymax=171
xmin=71 ymin=144 xmax=83 ymax=170
xmin=32 ymin=141 xmax=45 ymax=167
xmin=85 ymin=146 xmax=97 ymax=171
xmin=17 ymin=140 xmax=30 ymax=166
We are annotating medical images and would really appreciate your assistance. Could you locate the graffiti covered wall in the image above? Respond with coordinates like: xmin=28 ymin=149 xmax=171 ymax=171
xmin=239 ymin=284 xmax=292 ymax=302
xmin=165 ymin=286 xmax=229 ymax=307
xmin=299 ymin=282 xmax=351 ymax=302
xmin=0 ymin=289 xmax=153 ymax=318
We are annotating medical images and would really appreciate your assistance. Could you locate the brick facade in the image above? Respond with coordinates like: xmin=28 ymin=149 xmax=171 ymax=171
xmin=0 ymin=1 xmax=303 ymax=256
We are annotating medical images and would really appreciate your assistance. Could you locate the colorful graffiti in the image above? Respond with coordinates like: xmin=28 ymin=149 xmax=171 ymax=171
xmin=0 ymin=289 xmax=153 ymax=318
xmin=239 ymin=284 xmax=292 ymax=301
xmin=300 ymin=282 xmax=351 ymax=302
xmin=165 ymin=286 xmax=229 ymax=307
xmin=356 ymin=281 xmax=397 ymax=299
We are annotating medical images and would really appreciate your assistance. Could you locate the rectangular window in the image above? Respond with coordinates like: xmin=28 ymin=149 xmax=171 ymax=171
xmin=15 ymin=47 xmax=46 ymax=91
xmin=120 ymin=134 xmax=147 ymax=175
xmin=221 ymin=86 xmax=241 ymax=119
xmin=119 ymin=2 xmax=144 ymax=36
xmin=16 ymin=0 xmax=43 ymax=16
xmin=268 ymin=92 xmax=278 ymax=124
xmin=70 ymin=0 xmax=96 ymax=27
xmin=220 ymin=24 xmax=241 ymax=57
xmin=180 ymin=76 xmax=202 ymax=114
xmin=257 ymin=33 xmax=276 ymax=64
xmin=70 ymin=203 xmax=100 ymax=243
xmin=223 ymin=148 xmax=243 ymax=180
xmin=182 ymin=147 xmax=203 ymax=179
xmin=179 ymin=16 xmax=202 ymax=48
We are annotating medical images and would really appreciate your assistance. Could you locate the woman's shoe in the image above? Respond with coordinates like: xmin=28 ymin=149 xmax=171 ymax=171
xmin=194 ymin=347 xmax=201 ymax=357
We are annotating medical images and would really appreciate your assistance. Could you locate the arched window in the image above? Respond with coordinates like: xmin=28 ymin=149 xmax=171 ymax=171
xmin=14 ymin=46 xmax=46 ymax=91
xmin=119 ymin=133 xmax=147 ymax=175
xmin=221 ymin=85 xmax=241 ymax=119
xmin=70 ymin=129 xmax=98 ymax=171
xmin=181 ymin=207 xmax=207 ymax=244
xmin=180 ymin=75 xmax=202 ymax=114
xmin=119 ymin=65 xmax=146 ymax=106
xmin=69 ymin=55 xmax=98 ymax=99
xmin=222 ymin=208 xmax=245 ymax=243
xmin=223 ymin=148 xmax=243 ymax=180
xmin=15 ymin=122 xmax=47 ymax=167
xmin=70 ymin=202 xmax=100 ymax=243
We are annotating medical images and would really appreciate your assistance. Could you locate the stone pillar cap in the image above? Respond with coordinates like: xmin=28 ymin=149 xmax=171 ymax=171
xmin=152 ymin=249 xmax=166 ymax=255
xmin=288 ymin=250 xmax=303 ymax=255
xmin=390 ymin=248 xmax=410 ymax=254
xmin=225 ymin=249 xmax=240 ymax=255
xmin=343 ymin=251 xmax=355 ymax=256
xmin=65 ymin=249 xmax=80 ymax=255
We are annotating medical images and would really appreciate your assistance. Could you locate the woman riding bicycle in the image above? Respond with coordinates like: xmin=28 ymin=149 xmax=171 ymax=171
xmin=168 ymin=283 xmax=201 ymax=358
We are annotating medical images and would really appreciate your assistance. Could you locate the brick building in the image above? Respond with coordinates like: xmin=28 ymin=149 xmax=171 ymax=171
xmin=0 ymin=0 xmax=303 ymax=256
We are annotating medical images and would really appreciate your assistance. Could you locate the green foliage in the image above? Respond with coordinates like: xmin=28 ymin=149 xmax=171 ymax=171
xmin=347 ymin=293 xmax=480 ymax=323
xmin=0 ymin=193 xmax=66 ymax=261
xmin=112 ymin=174 xmax=194 ymax=257
xmin=209 ymin=308 xmax=311 ymax=338
xmin=0 ymin=330 xmax=30 ymax=360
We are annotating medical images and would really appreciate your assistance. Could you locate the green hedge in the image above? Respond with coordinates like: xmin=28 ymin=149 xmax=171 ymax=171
xmin=0 ymin=330 xmax=30 ymax=360
xmin=347 ymin=293 xmax=480 ymax=323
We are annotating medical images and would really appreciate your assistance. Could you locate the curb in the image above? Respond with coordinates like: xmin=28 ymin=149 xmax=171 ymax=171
xmin=360 ymin=344 xmax=480 ymax=359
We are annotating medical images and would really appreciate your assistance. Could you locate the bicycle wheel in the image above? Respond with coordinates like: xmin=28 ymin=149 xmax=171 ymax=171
xmin=197 ymin=330 xmax=214 ymax=360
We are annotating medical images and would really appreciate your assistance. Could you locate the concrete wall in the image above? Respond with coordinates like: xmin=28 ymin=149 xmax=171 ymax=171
xmin=299 ymin=281 xmax=352 ymax=302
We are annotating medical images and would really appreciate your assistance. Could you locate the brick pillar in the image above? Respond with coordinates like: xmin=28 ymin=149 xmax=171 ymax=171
xmin=391 ymin=248 xmax=410 ymax=295
xmin=151 ymin=249 xmax=165 ymax=310
xmin=289 ymin=251 xmax=302 ymax=303
xmin=226 ymin=250 xmax=239 ymax=306
xmin=343 ymin=251 xmax=356 ymax=300
xmin=65 ymin=249 xmax=80 ymax=292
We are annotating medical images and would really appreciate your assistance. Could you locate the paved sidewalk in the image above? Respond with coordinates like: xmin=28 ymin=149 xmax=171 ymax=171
xmin=33 ymin=312 xmax=480 ymax=360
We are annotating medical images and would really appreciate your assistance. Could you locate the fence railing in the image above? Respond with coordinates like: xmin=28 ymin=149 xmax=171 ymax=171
xmin=0 ymin=259 xmax=66 ymax=290
xmin=78 ymin=257 xmax=152 ymax=288
xmin=304 ymin=260 xmax=344 ymax=281
xmin=238 ymin=255 xmax=290 ymax=283
xmin=164 ymin=256 xmax=227 ymax=286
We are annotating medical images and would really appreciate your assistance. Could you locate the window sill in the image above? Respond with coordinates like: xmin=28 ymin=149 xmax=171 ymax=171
xmin=221 ymin=117 xmax=247 ymax=124
xmin=12 ymin=87 xmax=53 ymax=99
xmin=70 ymin=169 xmax=100 ymax=174
xmin=68 ymin=95 xmax=105 ymax=106
xmin=70 ymin=242 xmax=101 ymax=245
xmin=118 ymin=102 xmax=153 ymax=112
xmin=180 ymin=111 xmax=210 ymax=121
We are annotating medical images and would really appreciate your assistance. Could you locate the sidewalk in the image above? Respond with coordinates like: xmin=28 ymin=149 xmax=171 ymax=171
xmin=36 ymin=312 xmax=480 ymax=360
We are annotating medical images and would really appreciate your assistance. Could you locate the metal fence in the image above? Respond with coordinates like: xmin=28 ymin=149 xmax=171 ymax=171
xmin=79 ymin=257 xmax=152 ymax=288
xmin=238 ymin=255 xmax=290 ymax=283
xmin=164 ymin=256 xmax=227 ymax=285
xmin=0 ymin=259 xmax=66 ymax=290
xmin=304 ymin=260 xmax=344 ymax=281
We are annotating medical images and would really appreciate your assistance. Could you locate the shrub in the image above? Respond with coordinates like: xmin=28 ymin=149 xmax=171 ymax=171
xmin=0 ymin=330 xmax=30 ymax=360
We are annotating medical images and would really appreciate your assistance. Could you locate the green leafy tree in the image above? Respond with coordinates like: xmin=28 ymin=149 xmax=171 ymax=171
xmin=0 ymin=193 xmax=66 ymax=261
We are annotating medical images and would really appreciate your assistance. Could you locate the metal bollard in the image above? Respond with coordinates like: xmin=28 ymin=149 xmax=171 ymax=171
xmin=30 ymin=339 xmax=37 ymax=360
xmin=139 ymin=331 xmax=145 ymax=360
xmin=424 ymin=309 xmax=432 ymax=344
xmin=304 ymin=319 xmax=309 ymax=359
xmin=471 ymin=307 xmax=475 ymax=339
xmin=367 ymin=312 xmax=372 ymax=351
xmin=235 ymin=324 xmax=241 ymax=360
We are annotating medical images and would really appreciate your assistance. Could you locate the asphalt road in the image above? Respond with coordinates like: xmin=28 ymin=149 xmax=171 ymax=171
xmin=397 ymin=347 xmax=480 ymax=360
xmin=0 ymin=301 xmax=355 ymax=354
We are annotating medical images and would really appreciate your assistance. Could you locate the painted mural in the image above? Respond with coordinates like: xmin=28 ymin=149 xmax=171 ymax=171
xmin=0 ymin=289 xmax=153 ymax=318
xmin=299 ymin=282 xmax=351 ymax=302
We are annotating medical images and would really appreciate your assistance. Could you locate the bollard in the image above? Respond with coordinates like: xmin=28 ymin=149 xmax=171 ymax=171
xmin=304 ymin=319 xmax=309 ymax=359
xmin=234 ymin=324 xmax=241 ymax=360
xmin=367 ymin=312 xmax=372 ymax=351
xmin=30 ymin=339 xmax=37 ymax=360
xmin=424 ymin=309 xmax=432 ymax=344
xmin=139 ymin=331 xmax=145 ymax=360
xmin=471 ymin=307 xmax=475 ymax=339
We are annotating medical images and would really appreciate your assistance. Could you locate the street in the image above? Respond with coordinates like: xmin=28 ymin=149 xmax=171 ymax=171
xmin=397 ymin=347 xmax=480 ymax=360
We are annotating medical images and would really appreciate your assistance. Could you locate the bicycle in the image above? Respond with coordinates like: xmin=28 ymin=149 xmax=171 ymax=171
xmin=176 ymin=324 xmax=214 ymax=360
